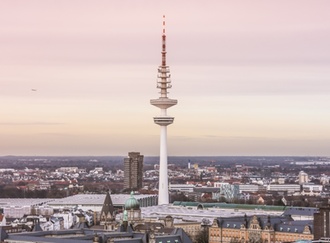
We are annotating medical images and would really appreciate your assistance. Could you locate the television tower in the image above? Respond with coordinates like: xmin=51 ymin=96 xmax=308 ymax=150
xmin=150 ymin=15 xmax=177 ymax=205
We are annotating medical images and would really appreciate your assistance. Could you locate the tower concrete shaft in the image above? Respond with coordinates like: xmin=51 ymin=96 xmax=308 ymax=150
xmin=150 ymin=16 xmax=177 ymax=205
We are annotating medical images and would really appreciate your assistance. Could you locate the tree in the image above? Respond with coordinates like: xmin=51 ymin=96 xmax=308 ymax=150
xmin=194 ymin=227 xmax=208 ymax=243
xmin=170 ymin=192 xmax=191 ymax=203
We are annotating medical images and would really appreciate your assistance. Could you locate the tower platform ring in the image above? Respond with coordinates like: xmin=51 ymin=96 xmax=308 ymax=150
xmin=153 ymin=117 xmax=174 ymax=126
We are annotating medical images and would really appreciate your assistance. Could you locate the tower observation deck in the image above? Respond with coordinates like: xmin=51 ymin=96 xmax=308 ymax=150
xmin=150 ymin=16 xmax=177 ymax=205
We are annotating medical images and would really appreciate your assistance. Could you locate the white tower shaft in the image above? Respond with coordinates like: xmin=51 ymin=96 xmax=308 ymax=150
xmin=159 ymin=125 xmax=169 ymax=204
xmin=150 ymin=16 xmax=177 ymax=205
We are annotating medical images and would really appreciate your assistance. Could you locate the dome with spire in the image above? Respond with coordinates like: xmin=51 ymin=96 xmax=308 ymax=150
xmin=125 ymin=191 xmax=140 ymax=210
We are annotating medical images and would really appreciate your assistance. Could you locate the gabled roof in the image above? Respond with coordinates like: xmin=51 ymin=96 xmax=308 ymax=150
xmin=283 ymin=207 xmax=318 ymax=217
xmin=0 ymin=226 xmax=8 ymax=241
xmin=170 ymin=228 xmax=193 ymax=243
xmin=217 ymin=215 xmax=294 ymax=231
xmin=274 ymin=221 xmax=313 ymax=234
xmin=3 ymin=225 xmax=194 ymax=243
xmin=155 ymin=234 xmax=182 ymax=243
xmin=113 ymin=239 xmax=143 ymax=243
xmin=257 ymin=215 xmax=293 ymax=229
xmin=113 ymin=239 xmax=142 ymax=243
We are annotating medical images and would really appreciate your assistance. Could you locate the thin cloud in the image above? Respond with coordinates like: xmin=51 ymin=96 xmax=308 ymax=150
xmin=0 ymin=122 xmax=65 ymax=126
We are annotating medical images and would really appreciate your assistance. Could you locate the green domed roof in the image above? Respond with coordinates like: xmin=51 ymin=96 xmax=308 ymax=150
xmin=125 ymin=191 xmax=140 ymax=210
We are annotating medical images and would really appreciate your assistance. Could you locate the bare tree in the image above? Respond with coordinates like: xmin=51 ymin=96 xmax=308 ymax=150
xmin=194 ymin=227 xmax=208 ymax=243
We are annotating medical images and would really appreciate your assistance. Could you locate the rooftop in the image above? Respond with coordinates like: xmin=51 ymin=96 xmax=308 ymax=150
xmin=48 ymin=194 xmax=155 ymax=207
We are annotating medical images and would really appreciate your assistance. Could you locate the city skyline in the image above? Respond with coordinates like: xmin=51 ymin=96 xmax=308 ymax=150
xmin=1 ymin=1 xmax=330 ymax=156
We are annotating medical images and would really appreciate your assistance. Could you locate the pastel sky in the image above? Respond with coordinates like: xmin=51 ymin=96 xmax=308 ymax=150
xmin=1 ymin=1 xmax=330 ymax=156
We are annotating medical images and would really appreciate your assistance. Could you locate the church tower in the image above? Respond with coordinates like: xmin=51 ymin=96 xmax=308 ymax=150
xmin=99 ymin=190 xmax=116 ymax=230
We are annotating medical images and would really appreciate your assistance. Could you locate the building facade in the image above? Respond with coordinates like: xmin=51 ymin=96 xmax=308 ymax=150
xmin=124 ymin=152 xmax=144 ymax=190
xmin=299 ymin=171 xmax=309 ymax=185
xmin=169 ymin=184 xmax=196 ymax=193
xmin=267 ymin=184 xmax=301 ymax=193
xmin=214 ymin=183 xmax=240 ymax=201
xmin=314 ymin=207 xmax=330 ymax=240
xmin=209 ymin=215 xmax=313 ymax=243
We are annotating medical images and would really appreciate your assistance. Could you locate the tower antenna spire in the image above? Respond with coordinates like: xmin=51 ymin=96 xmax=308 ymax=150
xmin=163 ymin=15 xmax=166 ymax=34
xmin=150 ymin=16 xmax=178 ymax=205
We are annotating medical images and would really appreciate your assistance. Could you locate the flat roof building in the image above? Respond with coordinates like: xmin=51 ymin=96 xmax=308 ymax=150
xmin=47 ymin=194 xmax=157 ymax=212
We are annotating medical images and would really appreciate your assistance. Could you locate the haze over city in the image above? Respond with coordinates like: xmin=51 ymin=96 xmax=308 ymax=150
xmin=1 ymin=1 xmax=330 ymax=156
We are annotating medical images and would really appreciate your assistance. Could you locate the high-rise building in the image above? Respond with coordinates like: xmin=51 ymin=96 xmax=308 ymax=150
xmin=314 ymin=207 xmax=330 ymax=239
xmin=150 ymin=16 xmax=177 ymax=205
xmin=124 ymin=152 xmax=144 ymax=190
xmin=298 ymin=170 xmax=309 ymax=185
